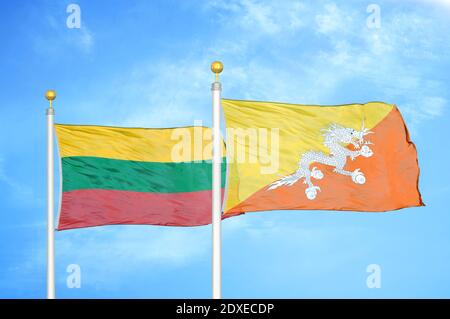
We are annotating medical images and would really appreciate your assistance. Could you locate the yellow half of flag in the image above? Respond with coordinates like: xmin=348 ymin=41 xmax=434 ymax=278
xmin=222 ymin=99 xmax=423 ymax=215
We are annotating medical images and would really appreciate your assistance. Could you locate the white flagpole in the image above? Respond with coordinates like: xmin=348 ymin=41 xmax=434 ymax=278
xmin=211 ymin=61 xmax=223 ymax=299
xmin=45 ymin=90 xmax=56 ymax=299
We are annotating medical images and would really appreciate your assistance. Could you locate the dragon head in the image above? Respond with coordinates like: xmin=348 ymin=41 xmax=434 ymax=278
xmin=322 ymin=120 xmax=373 ymax=146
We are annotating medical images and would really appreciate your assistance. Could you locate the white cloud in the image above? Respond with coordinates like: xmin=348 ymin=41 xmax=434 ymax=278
xmin=310 ymin=3 xmax=448 ymax=124
xmin=93 ymin=1 xmax=448 ymax=128
xmin=205 ymin=0 xmax=306 ymax=36
xmin=120 ymin=58 xmax=213 ymax=127
xmin=57 ymin=226 xmax=210 ymax=266
xmin=402 ymin=96 xmax=447 ymax=126
xmin=75 ymin=27 xmax=94 ymax=53
xmin=423 ymin=97 xmax=447 ymax=117
xmin=54 ymin=218 xmax=265 ymax=288
xmin=49 ymin=226 xmax=210 ymax=289
xmin=418 ymin=0 xmax=450 ymax=8
xmin=203 ymin=1 xmax=448 ymax=122
xmin=0 ymin=156 xmax=42 ymax=207
xmin=315 ymin=3 xmax=352 ymax=35
xmin=33 ymin=14 xmax=94 ymax=56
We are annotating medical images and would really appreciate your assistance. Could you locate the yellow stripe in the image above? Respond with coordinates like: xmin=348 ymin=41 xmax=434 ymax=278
xmin=55 ymin=124 xmax=225 ymax=162
xmin=222 ymin=99 xmax=394 ymax=211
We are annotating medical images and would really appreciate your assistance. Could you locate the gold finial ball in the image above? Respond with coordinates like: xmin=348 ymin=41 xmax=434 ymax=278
xmin=211 ymin=61 xmax=223 ymax=74
xmin=45 ymin=90 xmax=56 ymax=101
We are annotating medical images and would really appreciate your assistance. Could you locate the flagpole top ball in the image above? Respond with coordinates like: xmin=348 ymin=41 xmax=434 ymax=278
xmin=45 ymin=90 xmax=56 ymax=101
xmin=211 ymin=61 xmax=223 ymax=81
xmin=211 ymin=61 xmax=223 ymax=74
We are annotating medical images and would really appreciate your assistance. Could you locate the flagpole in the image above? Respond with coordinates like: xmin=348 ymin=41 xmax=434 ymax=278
xmin=45 ymin=90 xmax=56 ymax=299
xmin=211 ymin=61 xmax=223 ymax=299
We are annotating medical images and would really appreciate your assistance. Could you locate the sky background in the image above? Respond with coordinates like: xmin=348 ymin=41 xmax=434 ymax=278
xmin=1 ymin=0 xmax=450 ymax=298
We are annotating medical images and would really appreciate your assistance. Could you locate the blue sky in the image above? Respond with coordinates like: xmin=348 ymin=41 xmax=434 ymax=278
xmin=1 ymin=0 xmax=450 ymax=298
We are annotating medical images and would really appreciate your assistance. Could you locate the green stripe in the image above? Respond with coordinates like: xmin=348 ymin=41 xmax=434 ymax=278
xmin=62 ymin=156 xmax=227 ymax=193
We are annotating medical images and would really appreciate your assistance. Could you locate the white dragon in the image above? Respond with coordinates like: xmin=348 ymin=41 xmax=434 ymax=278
xmin=268 ymin=122 xmax=374 ymax=200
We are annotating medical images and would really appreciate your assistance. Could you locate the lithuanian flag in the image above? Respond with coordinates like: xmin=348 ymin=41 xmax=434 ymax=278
xmin=222 ymin=99 xmax=424 ymax=216
xmin=55 ymin=125 xmax=226 ymax=230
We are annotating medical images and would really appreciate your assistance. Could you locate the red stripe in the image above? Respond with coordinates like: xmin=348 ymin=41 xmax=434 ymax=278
xmin=58 ymin=189 xmax=224 ymax=230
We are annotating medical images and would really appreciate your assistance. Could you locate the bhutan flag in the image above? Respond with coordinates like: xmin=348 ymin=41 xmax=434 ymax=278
xmin=222 ymin=99 xmax=424 ymax=216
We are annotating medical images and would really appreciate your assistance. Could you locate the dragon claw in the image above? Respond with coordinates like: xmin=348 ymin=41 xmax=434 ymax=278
xmin=311 ymin=167 xmax=324 ymax=180
xmin=305 ymin=186 xmax=320 ymax=200
xmin=360 ymin=145 xmax=373 ymax=158
xmin=351 ymin=169 xmax=366 ymax=184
